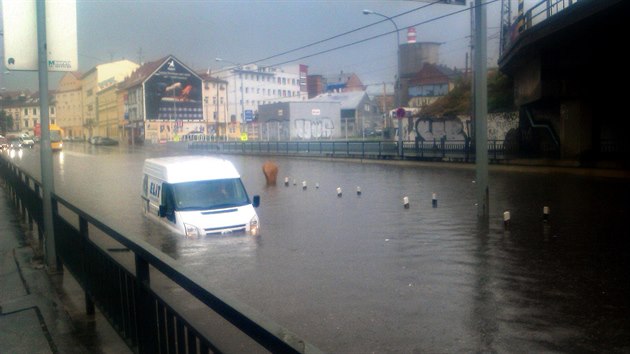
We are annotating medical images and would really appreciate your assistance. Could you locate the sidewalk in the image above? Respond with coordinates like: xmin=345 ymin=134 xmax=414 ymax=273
xmin=0 ymin=185 xmax=131 ymax=354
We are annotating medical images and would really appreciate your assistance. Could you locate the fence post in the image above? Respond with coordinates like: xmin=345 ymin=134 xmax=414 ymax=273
xmin=79 ymin=216 xmax=95 ymax=316
xmin=51 ymin=198 xmax=63 ymax=271
xmin=135 ymin=255 xmax=157 ymax=354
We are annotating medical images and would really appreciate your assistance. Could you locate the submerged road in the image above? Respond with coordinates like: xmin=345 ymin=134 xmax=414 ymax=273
xmin=5 ymin=143 xmax=630 ymax=352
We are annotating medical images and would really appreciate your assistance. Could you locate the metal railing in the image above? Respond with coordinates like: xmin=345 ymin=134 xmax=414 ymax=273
xmin=506 ymin=0 xmax=580 ymax=50
xmin=0 ymin=155 xmax=321 ymax=354
xmin=189 ymin=139 xmax=508 ymax=162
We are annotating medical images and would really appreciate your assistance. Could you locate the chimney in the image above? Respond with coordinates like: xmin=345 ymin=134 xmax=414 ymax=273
xmin=407 ymin=27 xmax=417 ymax=43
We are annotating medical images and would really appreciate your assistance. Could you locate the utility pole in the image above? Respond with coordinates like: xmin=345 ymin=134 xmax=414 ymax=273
xmin=474 ymin=0 xmax=489 ymax=218
xmin=36 ymin=0 xmax=57 ymax=269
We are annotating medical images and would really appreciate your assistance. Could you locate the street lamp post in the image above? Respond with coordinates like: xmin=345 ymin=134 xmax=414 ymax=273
xmin=216 ymin=58 xmax=245 ymax=140
xmin=363 ymin=9 xmax=403 ymax=157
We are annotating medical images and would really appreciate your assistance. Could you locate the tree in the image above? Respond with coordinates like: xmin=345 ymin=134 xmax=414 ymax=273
xmin=418 ymin=70 xmax=515 ymax=118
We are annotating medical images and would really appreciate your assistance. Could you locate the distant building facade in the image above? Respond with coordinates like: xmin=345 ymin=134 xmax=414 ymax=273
xmin=119 ymin=55 xmax=227 ymax=143
xmin=81 ymin=59 xmax=139 ymax=138
xmin=198 ymin=72 xmax=230 ymax=139
xmin=0 ymin=91 xmax=56 ymax=135
xmin=55 ymin=72 xmax=83 ymax=139
xmin=407 ymin=63 xmax=459 ymax=109
xmin=214 ymin=63 xmax=308 ymax=126
xmin=310 ymin=91 xmax=379 ymax=138
xmin=325 ymin=72 xmax=366 ymax=93
xmin=258 ymin=101 xmax=341 ymax=140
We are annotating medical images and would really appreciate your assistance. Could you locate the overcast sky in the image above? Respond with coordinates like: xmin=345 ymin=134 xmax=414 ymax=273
xmin=0 ymin=0 xmax=528 ymax=93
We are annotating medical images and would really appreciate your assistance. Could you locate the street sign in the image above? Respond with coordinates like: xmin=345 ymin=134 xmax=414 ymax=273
xmin=244 ymin=110 xmax=254 ymax=122
xmin=2 ymin=0 xmax=78 ymax=72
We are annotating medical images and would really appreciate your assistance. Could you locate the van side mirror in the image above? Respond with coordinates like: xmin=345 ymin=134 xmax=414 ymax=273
xmin=252 ymin=195 xmax=260 ymax=208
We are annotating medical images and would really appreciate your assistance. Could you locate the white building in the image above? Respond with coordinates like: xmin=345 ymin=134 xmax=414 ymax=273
xmin=214 ymin=63 xmax=308 ymax=124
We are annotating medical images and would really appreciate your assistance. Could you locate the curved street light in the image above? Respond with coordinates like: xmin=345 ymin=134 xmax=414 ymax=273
xmin=363 ymin=9 xmax=403 ymax=156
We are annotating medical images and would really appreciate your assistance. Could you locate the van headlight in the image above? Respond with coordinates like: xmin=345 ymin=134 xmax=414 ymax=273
xmin=249 ymin=216 xmax=260 ymax=236
xmin=184 ymin=223 xmax=202 ymax=238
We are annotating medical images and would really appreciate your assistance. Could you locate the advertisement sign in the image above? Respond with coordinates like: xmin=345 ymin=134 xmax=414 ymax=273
xmin=2 ymin=0 xmax=78 ymax=71
xmin=144 ymin=58 xmax=202 ymax=120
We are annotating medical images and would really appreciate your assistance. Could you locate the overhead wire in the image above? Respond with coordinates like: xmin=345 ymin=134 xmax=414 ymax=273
xmin=216 ymin=0 xmax=500 ymax=74
xmin=212 ymin=1 xmax=440 ymax=76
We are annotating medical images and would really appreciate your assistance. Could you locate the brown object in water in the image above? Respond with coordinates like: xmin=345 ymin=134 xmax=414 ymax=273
xmin=262 ymin=161 xmax=278 ymax=185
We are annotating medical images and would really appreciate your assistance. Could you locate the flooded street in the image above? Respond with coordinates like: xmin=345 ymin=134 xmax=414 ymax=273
xmin=7 ymin=144 xmax=630 ymax=352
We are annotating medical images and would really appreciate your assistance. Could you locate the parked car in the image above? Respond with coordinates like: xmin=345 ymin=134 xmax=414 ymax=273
xmin=19 ymin=136 xmax=35 ymax=148
xmin=0 ymin=136 xmax=8 ymax=150
xmin=91 ymin=136 xmax=119 ymax=146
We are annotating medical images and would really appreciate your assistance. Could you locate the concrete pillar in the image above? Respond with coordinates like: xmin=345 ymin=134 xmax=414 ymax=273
xmin=560 ymin=100 xmax=592 ymax=159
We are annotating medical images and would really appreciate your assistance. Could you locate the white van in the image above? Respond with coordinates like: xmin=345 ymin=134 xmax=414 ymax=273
xmin=141 ymin=156 xmax=260 ymax=237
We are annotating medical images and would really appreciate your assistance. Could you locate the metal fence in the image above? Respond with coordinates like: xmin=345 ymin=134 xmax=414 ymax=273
xmin=507 ymin=0 xmax=580 ymax=49
xmin=189 ymin=139 xmax=508 ymax=162
xmin=0 ymin=155 xmax=321 ymax=354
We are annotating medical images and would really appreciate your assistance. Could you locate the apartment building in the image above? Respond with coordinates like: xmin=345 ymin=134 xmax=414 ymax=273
xmin=118 ymin=55 xmax=229 ymax=142
xmin=198 ymin=72 xmax=230 ymax=139
xmin=0 ymin=91 xmax=56 ymax=135
xmin=55 ymin=72 xmax=83 ymax=139
xmin=214 ymin=63 xmax=308 ymax=124
xmin=81 ymin=59 xmax=139 ymax=138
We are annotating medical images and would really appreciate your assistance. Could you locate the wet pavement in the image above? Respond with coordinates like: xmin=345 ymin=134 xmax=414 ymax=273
xmin=0 ymin=181 xmax=131 ymax=354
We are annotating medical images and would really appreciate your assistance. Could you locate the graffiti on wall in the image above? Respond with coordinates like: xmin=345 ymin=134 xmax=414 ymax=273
xmin=415 ymin=117 xmax=467 ymax=142
xmin=294 ymin=118 xmax=335 ymax=139
xmin=414 ymin=112 xmax=518 ymax=142
xmin=487 ymin=112 xmax=518 ymax=140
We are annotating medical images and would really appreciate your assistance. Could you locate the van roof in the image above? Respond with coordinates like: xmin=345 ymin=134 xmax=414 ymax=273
xmin=143 ymin=156 xmax=241 ymax=183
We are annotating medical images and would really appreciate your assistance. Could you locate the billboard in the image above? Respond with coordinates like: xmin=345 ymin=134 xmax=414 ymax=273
xmin=144 ymin=58 xmax=202 ymax=120
xmin=2 ymin=0 xmax=78 ymax=71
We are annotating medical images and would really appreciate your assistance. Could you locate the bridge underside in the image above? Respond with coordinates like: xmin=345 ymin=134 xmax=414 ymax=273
xmin=499 ymin=0 xmax=628 ymax=164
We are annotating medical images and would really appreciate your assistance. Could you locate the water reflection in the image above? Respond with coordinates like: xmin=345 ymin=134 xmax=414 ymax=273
xmin=6 ymin=145 xmax=630 ymax=352
xmin=8 ymin=148 xmax=23 ymax=160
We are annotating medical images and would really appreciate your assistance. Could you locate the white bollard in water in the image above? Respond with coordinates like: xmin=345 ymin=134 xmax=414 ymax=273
xmin=503 ymin=210 xmax=511 ymax=228
xmin=543 ymin=206 xmax=550 ymax=222
xmin=336 ymin=187 xmax=342 ymax=197
xmin=302 ymin=181 xmax=307 ymax=190
xmin=284 ymin=177 xmax=289 ymax=186
xmin=356 ymin=186 xmax=362 ymax=195
xmin=432 ymin=192 xmax=438 ymax=208
xmin=315 ymin=183 xmax=319 ymax=189
xmin=403 ymin=196 xmax=410 ymax=209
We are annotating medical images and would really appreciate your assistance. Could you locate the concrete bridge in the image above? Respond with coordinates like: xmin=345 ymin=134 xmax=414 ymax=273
xmin=498 ymin=0 xmax=628 ymax=164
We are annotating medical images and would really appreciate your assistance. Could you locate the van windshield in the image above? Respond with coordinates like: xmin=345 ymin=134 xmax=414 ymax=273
xmin=170 ymin=178 xmax=250 ymax=211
